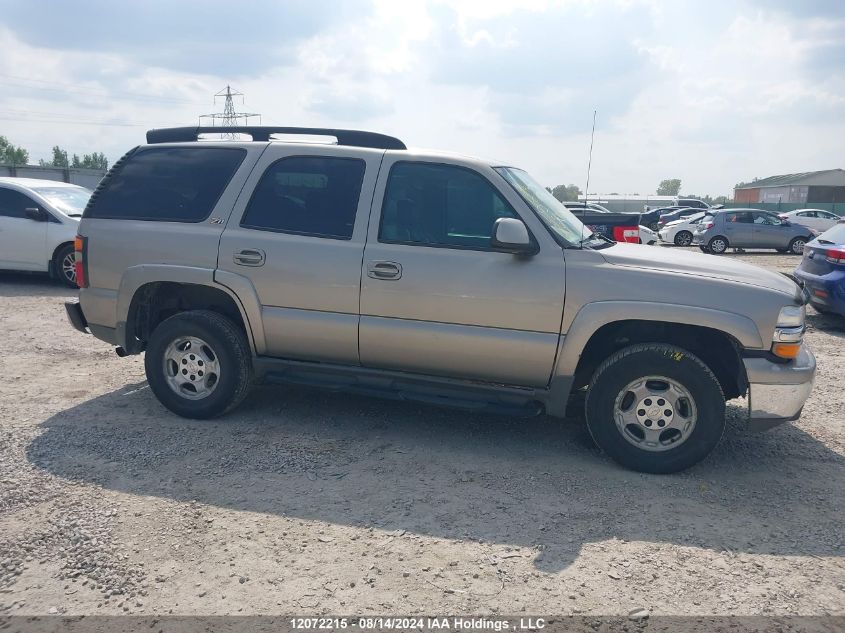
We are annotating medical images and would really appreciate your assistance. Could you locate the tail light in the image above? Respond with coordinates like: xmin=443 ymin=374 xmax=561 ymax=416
xmin=74 ymin=235 xmax=89 ymax=288
xmin=704 ymin=222 xmax=714 ymax=230
xmin=778 ymin=214 xmax=788 ymax=220
xmin=825 ymin=248 xmax=845 ymax=264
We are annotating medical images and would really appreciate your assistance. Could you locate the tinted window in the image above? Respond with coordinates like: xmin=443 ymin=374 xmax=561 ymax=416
xmin=85 ymin=147 xmax=246 ymax=222
xmin=380 ymin=162 xmax=516 ymax=249
xmin=724 ymin=212 xmax=752 ymax=224
xmin=797 ymin=211 xmax=816 ymax=218
xmin=241 ymin=157 xmax=365 ymax=239
xmin=0 ymin=188 xmax=38 ymax=219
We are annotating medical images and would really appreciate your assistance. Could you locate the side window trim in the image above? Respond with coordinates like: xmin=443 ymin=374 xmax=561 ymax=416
xmin=239 ymin=155 xmax=367 ymax=241
xmin=376 ymin=159 xmax=529 ymax=252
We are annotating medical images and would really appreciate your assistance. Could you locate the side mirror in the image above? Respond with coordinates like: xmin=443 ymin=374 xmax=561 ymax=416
xmin=25 ymin=207 xmax=48 ymax=222
xmin=492 ymin=218 xmax=537 ymax=255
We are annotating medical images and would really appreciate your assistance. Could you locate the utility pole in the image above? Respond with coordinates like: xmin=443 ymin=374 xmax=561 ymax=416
xmin=199 ymin=86 xmax=261 ymax=138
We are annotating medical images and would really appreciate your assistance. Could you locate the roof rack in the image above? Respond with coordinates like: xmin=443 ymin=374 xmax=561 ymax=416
xmin=145 ymin=126 xmax=406 ymax=150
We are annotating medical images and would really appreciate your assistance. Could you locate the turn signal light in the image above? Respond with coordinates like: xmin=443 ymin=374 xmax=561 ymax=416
xmin=772 ymin=342 xmax=801 ymax=359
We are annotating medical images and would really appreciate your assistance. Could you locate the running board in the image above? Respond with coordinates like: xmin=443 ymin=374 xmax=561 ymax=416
xmin=254 ymin=357 xmax=545 ymax=417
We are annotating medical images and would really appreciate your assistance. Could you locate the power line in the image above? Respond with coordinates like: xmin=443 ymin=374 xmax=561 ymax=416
xmin=0 ymin=73 xmax=209 ymax=106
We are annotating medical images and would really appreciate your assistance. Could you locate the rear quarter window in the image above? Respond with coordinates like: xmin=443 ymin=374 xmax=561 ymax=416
xmin=84 ymin=147 xmax=246 ymax=222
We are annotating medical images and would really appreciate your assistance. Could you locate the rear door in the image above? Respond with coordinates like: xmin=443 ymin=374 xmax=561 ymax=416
xmin=721 ymin=211 xmax=754 ymax=246
xmin=358 ymin=156 xmax=566 ymax=387
xmin=0 ymin=186 xmax=48 ymax=270
xmin=217 ymin=145 xmax=381 ymax=364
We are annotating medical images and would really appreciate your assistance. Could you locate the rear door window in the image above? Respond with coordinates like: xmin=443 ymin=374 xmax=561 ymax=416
xmin=84 ymin=147 xmax=246 ymax=222
xmin=241 ymin=156 xmax=366 ymax=240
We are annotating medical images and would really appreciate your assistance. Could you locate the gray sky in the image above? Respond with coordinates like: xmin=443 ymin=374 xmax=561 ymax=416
xmin=1 ymin=0 xmax=843 ymax=196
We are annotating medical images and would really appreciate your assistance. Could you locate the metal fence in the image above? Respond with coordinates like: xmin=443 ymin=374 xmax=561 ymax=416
xmin=0 ymin=164 xmax=106 ymax=190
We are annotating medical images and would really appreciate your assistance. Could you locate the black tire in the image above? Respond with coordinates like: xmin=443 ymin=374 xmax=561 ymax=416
xmin=699 ymin=245 xmax=709 ymax=253
xmin=788 ymin=237 xmax=809 ymax=255
xmin=53 ymin=243 xmax=77 ymax=288
xmin=708 ymin=236 xmax=729 ymax=254
xmin=674 ymin=230 xmax=693 ymax=247
xmin=144 ymin=310 xmax=253 ymax=419
xmin=649 ymin=221 xmax=659 ymax=231
xmin=585 ymin=343 xmax=726 ymax=474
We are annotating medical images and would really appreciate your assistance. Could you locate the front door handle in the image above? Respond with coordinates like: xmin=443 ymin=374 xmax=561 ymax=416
xmin=233 ymin=248 xmax=266 ymax=267
xmin=367 ymin=260 xmax=402 ymax=280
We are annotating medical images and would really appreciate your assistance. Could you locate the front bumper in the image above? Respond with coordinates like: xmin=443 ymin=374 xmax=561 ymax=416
xmin=743 ymin=343 xmax=816 ymax=431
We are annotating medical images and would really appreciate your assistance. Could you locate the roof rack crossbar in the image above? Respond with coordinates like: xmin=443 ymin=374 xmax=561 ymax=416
xmin=145 ymin=126 xmax=406 ymax=150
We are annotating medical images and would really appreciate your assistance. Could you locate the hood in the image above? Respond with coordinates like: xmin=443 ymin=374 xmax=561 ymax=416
xmin=599 ymin=243 xmax=799 ymax=297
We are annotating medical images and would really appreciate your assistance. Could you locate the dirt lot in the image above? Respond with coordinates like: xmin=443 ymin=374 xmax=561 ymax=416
xmin=0 ymin=249 xmax=843 ymax=619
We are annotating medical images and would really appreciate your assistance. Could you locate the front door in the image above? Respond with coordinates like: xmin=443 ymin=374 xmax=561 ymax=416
xmin=358 ymin=158 xmax=566 ymax=387
xmin=0 ymin=187 xmax=48 ymax=270
xmin=752 ymin=211 xmax=789 ymax=247
xmin=217 ymin=145 xmax=382 ymax=364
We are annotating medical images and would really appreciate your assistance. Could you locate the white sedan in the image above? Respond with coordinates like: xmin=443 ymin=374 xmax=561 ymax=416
xmin=638 ymin=225 xmax=658 ymax=245
xmin=779 ymin=209 xmax=840 ymax=233
xmin=0 ymin=177 xmax=91 ymax=287
xmin=658 ymin=211 xmax=708 ymax=246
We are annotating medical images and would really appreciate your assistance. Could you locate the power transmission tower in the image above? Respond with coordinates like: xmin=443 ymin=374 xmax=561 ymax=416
xmin=199 ymin=85 xmax=261 ymax=138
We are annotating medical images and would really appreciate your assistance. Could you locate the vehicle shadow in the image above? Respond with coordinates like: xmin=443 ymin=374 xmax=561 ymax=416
xmin=0 ymin=271 xmax=76 ymax=298
xmin=807 ymin=310 xmax=845 ymax=338
xmin=27 ymin=382 xmax=844 ymax=573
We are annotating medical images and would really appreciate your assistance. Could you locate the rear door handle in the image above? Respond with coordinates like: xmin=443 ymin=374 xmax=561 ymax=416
xmin=233 ymin=248 xmax=266 ymax=267
xmin=367 ymin=260 xmax=402 ymax=280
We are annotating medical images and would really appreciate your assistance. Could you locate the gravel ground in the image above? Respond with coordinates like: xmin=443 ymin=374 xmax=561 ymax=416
xmin=0 ymin=248 xmax=843 ymax=620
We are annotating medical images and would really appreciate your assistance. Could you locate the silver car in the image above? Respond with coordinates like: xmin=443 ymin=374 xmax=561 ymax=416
xmin=693 ymin=208 xmax=815 ymax=254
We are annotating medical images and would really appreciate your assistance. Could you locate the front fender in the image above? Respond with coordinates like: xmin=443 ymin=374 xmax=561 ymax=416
xmin=543 ymin=301 xmax=762 ymax=417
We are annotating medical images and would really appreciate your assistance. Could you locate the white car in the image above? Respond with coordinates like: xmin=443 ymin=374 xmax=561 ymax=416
xmin=658 ymin=211 xmax=709 ymax=246
xmin=637 ymin=225 xmax=658 ymax=245
xmin=0 ymin=178 xmax=92 ymax=287
xmin=779 ymin=209 xmax=840 ymax=234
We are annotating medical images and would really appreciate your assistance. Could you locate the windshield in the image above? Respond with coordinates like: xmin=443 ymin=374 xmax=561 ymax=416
xmin=496 ymin=167 xmax=588 ymax=246
xmin=32 ymin=186 xmax=92 ymax=216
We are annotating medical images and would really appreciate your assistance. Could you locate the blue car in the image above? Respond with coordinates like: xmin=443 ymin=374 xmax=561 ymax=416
xmin=794 ymin=220 xmax=845 ymax=317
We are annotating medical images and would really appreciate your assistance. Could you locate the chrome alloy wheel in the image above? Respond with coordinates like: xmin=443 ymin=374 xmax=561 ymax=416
xmin=163 ymin=336 xmax=220 ymax=400
xmin=613 ymin=376 xmax=697 ymax=452
xmin=62 ymin=251 xmax=77 ymax=285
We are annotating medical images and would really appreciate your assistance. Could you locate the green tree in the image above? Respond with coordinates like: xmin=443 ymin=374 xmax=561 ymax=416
xmin=39 ymin=146 xmax=70 ymax=168
xmin=71 ymin=152 xmax=108 ymax=170
xmin=657 ymin=178 xmax=682 ymax=196
xmin=0 ymin=135 xmax=30 ymax=165
xmin=551 ymin=184 xmax=582 ymax=202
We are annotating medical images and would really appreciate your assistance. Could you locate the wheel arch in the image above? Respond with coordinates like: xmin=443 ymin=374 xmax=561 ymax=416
xmin=546 ymin=302 xmax=758 ymax=417
xmin=116 ymin=265 xmax=265 ymax=355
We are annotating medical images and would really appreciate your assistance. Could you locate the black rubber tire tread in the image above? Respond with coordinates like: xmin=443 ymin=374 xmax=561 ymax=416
xmin=708 ymin=236 xmax=729 ymax=254
xmin=585 ymin=343 xmax=726 ymax=474
xmin=788 ymin=237 xmax=809 ymax=255
xmin=674 ymin=230 xmax=693 ymax=246
xmin=144 ymin=310 xmax=253 ymax=419
xmin=53 ymin=243 xmax=77 ymax=288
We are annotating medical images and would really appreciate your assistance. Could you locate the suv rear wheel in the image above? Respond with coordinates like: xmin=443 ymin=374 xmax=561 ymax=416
xmin=145 ymin=310 xmax=253 ymax=419
xmin=585 ymin=343 xmax=726 ymax=474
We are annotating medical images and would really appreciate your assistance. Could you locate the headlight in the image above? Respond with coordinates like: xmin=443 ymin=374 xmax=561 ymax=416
xmin=772 ymin=305 xmax=805 ymax=358
xmin=776 ymin=305 xmax=805 ymax=328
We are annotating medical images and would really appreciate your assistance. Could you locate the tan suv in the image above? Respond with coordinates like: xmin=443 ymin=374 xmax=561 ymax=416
xmin=65 ymin=126 xmax=816 ymax=473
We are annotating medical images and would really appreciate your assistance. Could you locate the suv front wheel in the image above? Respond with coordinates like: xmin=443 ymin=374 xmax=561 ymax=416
xmin=585 ymin=343 xmax=726 ymax=474
xmin=145 ymin=310 xmax=253 ymax=419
